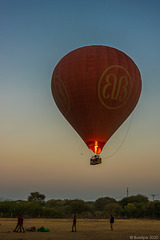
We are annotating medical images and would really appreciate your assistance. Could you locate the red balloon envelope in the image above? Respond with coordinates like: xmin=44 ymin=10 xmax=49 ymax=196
xmin=51 ymin=46 xmax=142 ymax=154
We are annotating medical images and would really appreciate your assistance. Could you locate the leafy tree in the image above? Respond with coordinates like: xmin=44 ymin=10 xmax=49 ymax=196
xmin=26 ymin=201 xmax=43 ymax=217
xmin=45 ymin=199 xmax=63 ymax=208
xmin=124 ymin=203 xmax=137 ymax=217
xmin=95 ymin=197 xmax=117 ymax=211
xmin=69 ymin=199 xmax=87 ymax=214
xmin=119 ymin=194 xmax=149 ymax=207
xmin=149 ymin=201 xmax=160 ymax=218
xmin=14 ymin=201 xmax=29 ymax=216
xmin=0 ymin=201 xmax=16 ymax=217
xmin=85 ymin=201 xmax=95 ymax=213
xmin=124 ymin=202 xmax=149 ymax=218
xmin=43 ymin=206 xmax=65 ymax=218
xmin=154 ymin=201 xmax=160 ymax=218
xmin=63 ymin=199 xmax=73 ymax=206
xmin=134 ymin=202 xmax=149 ymax=218
xmin=105 ymin=203 xmax=123 ymax=217
xmin=27 ymin=192 xmax=45 ymax=205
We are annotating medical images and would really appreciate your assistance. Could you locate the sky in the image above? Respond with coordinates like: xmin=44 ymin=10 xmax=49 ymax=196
xmin=0 ymin=0 xmax=160 ymax=202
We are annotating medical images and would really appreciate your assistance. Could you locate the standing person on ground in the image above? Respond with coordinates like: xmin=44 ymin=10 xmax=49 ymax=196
xmin=19 ymin=215 xmax=25 ymax=233
xmin=13 ymin=214 xmax=21 ymax=232
xmin=13 ymin=214 xmax=25 ymax=233
xmin=72 ymin=214 xmax=77 ymax=232
xmin=110 ymin=215 xmax=114 ymax=231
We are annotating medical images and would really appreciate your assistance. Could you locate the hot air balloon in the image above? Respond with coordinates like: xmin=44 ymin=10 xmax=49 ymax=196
xmin=51 ymin=45 xmax=142 ymax=164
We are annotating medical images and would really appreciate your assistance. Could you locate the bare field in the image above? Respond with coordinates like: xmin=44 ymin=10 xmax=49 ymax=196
xmin=0 ymin=218 xmax=160 ymax=240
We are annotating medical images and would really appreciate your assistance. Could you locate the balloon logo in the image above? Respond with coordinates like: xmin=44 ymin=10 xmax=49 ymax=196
xmin=98 ymin=65 xmax=132 ymax=109
xmin=51 ymin=45 xmax=142 ymax=155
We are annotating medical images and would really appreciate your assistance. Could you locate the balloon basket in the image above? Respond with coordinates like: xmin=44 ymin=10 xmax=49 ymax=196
xmin=90 ymin=155 xmax=102 ymax=165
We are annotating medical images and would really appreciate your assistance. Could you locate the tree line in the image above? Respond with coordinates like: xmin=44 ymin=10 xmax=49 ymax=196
xmin=0 ymin=192 xmax=160 ymax=219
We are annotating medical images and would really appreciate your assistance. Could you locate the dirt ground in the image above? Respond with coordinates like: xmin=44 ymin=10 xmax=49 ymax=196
xmin=0 ymin=218 xmax=160 ymax=240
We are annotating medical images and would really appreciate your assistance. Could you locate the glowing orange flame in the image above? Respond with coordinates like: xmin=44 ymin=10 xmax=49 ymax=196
xmin=87 ymin=140 xmax=103 ymax=154
xmin=94 ymin=141 xmax=98 ymax=154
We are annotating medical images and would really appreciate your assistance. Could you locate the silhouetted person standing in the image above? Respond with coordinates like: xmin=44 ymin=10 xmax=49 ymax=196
xmin=72 ymin=215 xmax=77 ymax=232
xmin=19 ymin=215 xmax=25 ymax=233
xmin=13 ymin=214 xmax=21 ymax=232
xmin=13 ymin=214 xmax=25 ymax=233
xmin=110 ymin=215 xmax=114 ymax=231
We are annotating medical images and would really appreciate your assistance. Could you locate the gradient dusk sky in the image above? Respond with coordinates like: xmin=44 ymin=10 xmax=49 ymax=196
xmin=0 ymin=0 xmax=160 ymax=201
